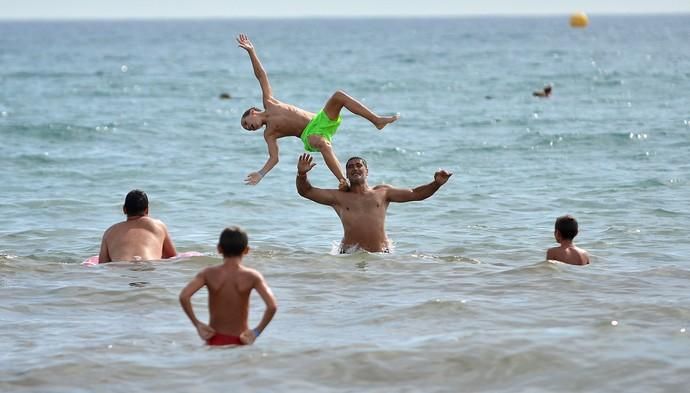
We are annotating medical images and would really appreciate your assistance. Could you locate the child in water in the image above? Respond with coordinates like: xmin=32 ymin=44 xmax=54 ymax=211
xmin=546 ymin=215 xmax=590 ymax=265
xmin=180 ymin=227 xmax=277 ymax=346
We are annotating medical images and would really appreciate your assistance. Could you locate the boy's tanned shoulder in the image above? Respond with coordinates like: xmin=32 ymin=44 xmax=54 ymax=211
xmin=239 ymin=266 xmax=262 ymax=280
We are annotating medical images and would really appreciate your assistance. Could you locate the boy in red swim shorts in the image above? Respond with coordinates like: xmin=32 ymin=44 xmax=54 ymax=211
xmin=179 ymin=227 xmax=277 ymax=346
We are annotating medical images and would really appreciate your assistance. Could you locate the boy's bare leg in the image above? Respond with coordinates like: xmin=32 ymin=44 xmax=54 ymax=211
xmin=308 ymin=135 xmax=349 ymax=191
xmin=323 ymin=90 xmax=399 ymax=130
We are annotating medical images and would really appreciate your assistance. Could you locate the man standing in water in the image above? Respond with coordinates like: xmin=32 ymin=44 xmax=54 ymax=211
xmin=98 ymin=189 xmax=177 ymax=263
xmin=296 ymin=154 xmax=452 ymax=253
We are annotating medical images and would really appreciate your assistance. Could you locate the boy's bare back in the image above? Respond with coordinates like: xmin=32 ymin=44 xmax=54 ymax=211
xmin=546 ymin=245 xmax=590 ymax=266
xmin=180 ymin=227 xmax=277 ymax=346
xmin=203 ymin=264 xmax=261 ymax=336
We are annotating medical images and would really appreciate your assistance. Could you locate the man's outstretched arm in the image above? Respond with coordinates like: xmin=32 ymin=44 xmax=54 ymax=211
xmin=237 ymin=34 xmax=273 ymax=106
xmin=384 ymin=169 xmax=453 ymax=203
xmin=296 ymin=154 xmax=338 ymax=206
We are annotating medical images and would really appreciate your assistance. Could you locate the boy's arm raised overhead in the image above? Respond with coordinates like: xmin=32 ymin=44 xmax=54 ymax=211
xmin=296 ymin=154 xmax=338 ymax=206
xmin=383 ymin=169 xmax=453 ymax=203
xmin=237 ymin=34 xmax=274 ymax=107
xmin=245 ymin=132 xmax=280 ymax=185
xmin=179 ymin=270 xmax=215 ymax=340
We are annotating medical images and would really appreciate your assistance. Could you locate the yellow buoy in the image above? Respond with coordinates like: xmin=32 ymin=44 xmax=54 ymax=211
xmin=569 ymin=12 xmax=589 ymax=28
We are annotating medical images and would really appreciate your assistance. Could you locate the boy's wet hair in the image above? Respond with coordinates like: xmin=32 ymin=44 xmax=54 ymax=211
xmin=555 ymin=215 xmax=579 ymax=240
xmin=218 ymin=226 xmax=249 ymax=257
xmin=346 ymin=156 xmax=368 ymax=169
xmin=124 ymin=189 xmax=148 ymax=217
xmin=241 ymin=107 xmax=261 ymax=119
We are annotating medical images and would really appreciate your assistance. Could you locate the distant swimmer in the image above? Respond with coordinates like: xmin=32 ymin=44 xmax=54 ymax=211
xmin=98 ymin=189 xmax=177 ymax=263
xmin=179 ymin=227 xmax=277 ymax=346
xmin=296 ymin=153 xmax=452 ymax=253
xmin=219 ymin=92 xmax=232 ymax=99
xmin=237 ymin=33 xmax=399 ymax=191
xmin=533 ymin=85 xmax=552 ymax=98
xmin=546 ymin=215 xmax=590 ymax=265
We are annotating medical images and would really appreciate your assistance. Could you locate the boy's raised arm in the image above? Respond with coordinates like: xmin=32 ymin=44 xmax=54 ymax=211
xmin=237 ymin=34 xmax=273 ymax=107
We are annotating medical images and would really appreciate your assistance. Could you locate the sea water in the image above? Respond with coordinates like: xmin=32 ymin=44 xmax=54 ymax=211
xmin=1 ymin=16 xmax=689 ymax=392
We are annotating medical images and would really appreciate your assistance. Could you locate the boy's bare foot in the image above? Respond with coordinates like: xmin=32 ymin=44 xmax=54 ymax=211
xmin=375 ymin=113 xmax=400 ymax=130
xmin=338 ymin=178 xmax=350 ymax=191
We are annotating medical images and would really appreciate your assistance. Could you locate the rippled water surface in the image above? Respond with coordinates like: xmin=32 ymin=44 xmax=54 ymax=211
xmin=1 ymin=16 xmax=690 ymax=392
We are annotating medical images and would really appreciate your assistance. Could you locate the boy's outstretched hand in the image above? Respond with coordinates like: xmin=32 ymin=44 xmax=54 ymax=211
xmin=297 ymin=153 xmax=317 ymax=176
xmin=245 ymin=172 xmax=263 ymax=185
xmin=236 ymin=33 xmax=254 ymax=52
xmin=434 ymin=170 xmax=453 ymax=185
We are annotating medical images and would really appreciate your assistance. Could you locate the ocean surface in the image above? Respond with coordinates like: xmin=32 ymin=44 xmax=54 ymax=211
xmin=1 ymin=16 xmax=690 ymax=392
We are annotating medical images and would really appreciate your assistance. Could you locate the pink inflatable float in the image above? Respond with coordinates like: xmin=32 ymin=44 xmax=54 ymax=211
xmin=82 ymin=251 xmax=203 ymax=266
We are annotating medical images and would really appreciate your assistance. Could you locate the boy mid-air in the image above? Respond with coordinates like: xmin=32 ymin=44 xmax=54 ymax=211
xmin=237 ymin=34 xmax=398 ymax=190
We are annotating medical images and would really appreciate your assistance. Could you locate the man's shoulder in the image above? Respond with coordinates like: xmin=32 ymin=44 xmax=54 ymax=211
xmin=138 ymin=215 xmax=161 ymax=223
xmin=372 ymin=184 xmax=395 ymax=197
xmin=103 ymin=220 xmax=126 ymax=235
xmin=139 ymin=216 xmax=168 ymax=230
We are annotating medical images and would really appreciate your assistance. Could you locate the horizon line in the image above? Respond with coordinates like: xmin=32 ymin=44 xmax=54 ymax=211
xmin=1 ymin=11 xmax=689 ymax=22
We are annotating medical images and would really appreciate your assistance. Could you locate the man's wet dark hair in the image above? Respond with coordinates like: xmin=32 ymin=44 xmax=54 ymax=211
xmin=241 ymin=107 xmax=261 ymax=119
xmin=218 ymin=226 xmax=249 ymax=257
xmin=124 ymin=189 xmax=148 ymax=217
xmin=555 ymin=215 xmax=578 ymax=240
xmin=346 ymin=156 xmax=368 ymax=169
